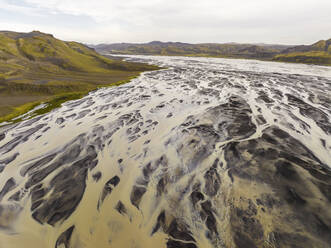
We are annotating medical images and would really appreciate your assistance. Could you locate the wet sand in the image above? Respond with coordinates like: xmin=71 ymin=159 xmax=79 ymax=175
xmin=0 ymin=55 xmax=330 ymax=248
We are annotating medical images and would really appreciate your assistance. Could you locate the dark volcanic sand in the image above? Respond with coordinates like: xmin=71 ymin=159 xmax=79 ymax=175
xmin=0 ymin=55 xmax=330 ymax=248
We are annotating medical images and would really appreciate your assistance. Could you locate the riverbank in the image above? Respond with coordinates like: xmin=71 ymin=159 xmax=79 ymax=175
xmin=0 ymin=74 xmax=144 ymax=125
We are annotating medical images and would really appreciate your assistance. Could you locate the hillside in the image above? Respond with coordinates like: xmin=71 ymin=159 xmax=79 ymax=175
xmin=0 ymin=31 xmax=158 ymax=123
xmin=93 ymin=41 xmax=293 ymax=60
xmin=93 ymin=39 xmax=331 ymax=66
xmin=273 ymin=39 xmax=331 ymax=65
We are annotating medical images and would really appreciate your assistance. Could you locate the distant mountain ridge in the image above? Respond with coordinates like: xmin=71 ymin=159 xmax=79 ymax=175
xmin=92 ymin=39 xmax=331 ymax=66
xmin=92 ymin=41 xmax=291 ymax=60
xmin=282 ymin=39 xmax=331 ymax=53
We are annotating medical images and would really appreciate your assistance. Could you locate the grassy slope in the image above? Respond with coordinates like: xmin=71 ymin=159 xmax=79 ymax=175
xmin=0 ymin=31 xmax=159 ymax=123
xmin=273 ymin=51 xmax=331 ymax=66
xmin=273 ymin=39 xmax=331 ymax=66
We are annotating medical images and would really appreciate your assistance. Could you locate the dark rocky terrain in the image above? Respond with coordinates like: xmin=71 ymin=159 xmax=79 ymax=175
xmin=0 ymin=55 xmax=330 ymax=248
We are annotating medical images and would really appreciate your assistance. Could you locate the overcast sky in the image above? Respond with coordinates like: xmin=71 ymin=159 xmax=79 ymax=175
xmin=0 ymin=0 xmax=330 ymax=45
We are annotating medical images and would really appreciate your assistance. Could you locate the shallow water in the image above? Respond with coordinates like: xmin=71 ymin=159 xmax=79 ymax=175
xmin=0 ymin=56 xmax=330 ymax=248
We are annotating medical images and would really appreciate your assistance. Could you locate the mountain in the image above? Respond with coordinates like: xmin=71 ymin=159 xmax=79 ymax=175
xmin=93 ymin=41 xmax=293 ymax=60
xmin=0 ymin=31 xmax=158 ymax=123
xmin=273 ymin=39 xmax=331 ymax=65
xmin=93 ymin=39 xmax=331 ymax=66
xmin=0 ymin=30 xmax=158 ymax=74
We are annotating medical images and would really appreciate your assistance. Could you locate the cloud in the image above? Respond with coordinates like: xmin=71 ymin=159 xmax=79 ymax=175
xmin=0 ymin=1 xmax=43 ymax=16
xmin=0 ymin=0 xmax=331 ymax=44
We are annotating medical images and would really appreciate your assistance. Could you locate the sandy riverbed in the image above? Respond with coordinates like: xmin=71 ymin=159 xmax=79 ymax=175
xmin=0 ymin=55 xmax=330 ymax=248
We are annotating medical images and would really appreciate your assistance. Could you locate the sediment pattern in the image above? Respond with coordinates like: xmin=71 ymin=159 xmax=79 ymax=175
xmin=0 ymin=56 xmax=330 ymax=248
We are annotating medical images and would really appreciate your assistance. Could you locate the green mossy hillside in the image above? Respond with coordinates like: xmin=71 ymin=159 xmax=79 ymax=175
xmin=273 ymin=51 xmax=331 ymax=66
xmin=273 ymin=39 xmax=331 ymax=65
xmin=0 ymin=30 xmax=159 ymax=123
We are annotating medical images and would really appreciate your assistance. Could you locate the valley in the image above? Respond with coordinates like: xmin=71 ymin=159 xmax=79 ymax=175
xmin=0 ymin=55 xmax=330 ymax=248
